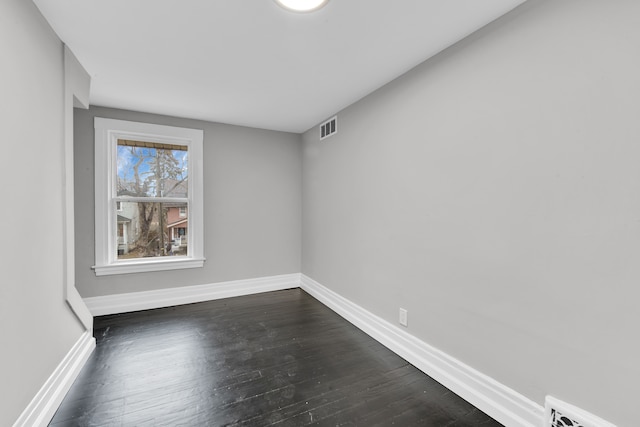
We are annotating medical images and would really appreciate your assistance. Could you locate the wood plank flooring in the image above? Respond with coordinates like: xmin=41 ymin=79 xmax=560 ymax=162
xmin=49 ymin=289 xmax=502 ymax=426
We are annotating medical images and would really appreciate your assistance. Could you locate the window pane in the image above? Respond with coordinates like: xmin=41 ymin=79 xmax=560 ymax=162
xmin=116 ymin=202 xmax=188 ymax=259
xmin=116 ymin=140 xmax=188 ymax=198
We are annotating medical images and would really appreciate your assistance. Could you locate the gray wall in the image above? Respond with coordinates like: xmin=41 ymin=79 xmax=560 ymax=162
xmin=75 ymin=106 xmax=301 ymax=297
xmin=301 ymin=1 xmax=640 ymax=425
xmin=0 ymin=1 xmax=85 ymax=425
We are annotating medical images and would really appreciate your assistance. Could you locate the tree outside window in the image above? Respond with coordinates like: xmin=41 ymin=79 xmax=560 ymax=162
xmin=93 ymin=117 xmax=204 ymax=276
xmin=115 ymin=140 xmax=188 ymax=259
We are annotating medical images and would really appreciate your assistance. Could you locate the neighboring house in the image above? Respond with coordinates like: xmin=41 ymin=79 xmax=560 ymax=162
xmin=116 ymin=201 xmax=139 ymax=255
xmin=115 ymin=178 xmax=187 ymax=256
xmin=166 ymin=205 xmax=188 ymax=250
xmin=116 ymin=215 xmax=131 ymax=255
xmin=164 ymin=178 xmax=189 ymax=252
xmin=163 ymin=178 xmax=188 ymax=199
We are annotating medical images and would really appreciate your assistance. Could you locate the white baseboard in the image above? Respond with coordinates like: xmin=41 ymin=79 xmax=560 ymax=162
xmin=24 ymin=273 xmax=552 ymax=427
xmin=13 ymin=331 xmax=96 ymax=427
xmin=84 ymin=273 xmax=301 ymax=316
xmin=300 ymin=274 xmax=544 ymax=427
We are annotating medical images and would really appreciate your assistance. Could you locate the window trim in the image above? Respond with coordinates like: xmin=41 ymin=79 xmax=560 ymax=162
xmin=93 ymin=117 xmax=204 ymax=276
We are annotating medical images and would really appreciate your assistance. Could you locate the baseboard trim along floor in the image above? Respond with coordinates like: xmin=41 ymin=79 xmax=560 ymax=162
xmin=300 ymin=274 xmax=545 ymax=427
xmin=12 ymin=331 xmax=96 ymax=427
xmin=83 ymin=273 xmax=301 ymax=316
xmin=43 ymin=273 xmax=619 ymax=427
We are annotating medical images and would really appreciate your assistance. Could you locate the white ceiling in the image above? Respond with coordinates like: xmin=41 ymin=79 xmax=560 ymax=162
xmin=34 ymin=0 xmax=525 ymax=133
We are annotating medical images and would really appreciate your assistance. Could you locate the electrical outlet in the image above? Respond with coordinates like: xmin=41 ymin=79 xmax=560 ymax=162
xmin=399 ymin=308 xmax=408 ymax=327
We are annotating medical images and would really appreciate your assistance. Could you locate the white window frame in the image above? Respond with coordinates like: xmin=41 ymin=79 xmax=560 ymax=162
xmin=93 ymin=117 xmax=205 ymax=276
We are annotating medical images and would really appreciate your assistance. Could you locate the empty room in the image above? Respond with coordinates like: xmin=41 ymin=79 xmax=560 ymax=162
xmin=2 ymin=0 xmax=639 ymax=426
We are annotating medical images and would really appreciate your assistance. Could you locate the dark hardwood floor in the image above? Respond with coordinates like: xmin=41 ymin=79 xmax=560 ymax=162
xmin=50 ymin=289 xmax=501 ymax=426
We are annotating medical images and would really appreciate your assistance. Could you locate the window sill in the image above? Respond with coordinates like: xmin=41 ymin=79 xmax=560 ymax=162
xmin=93 ymin=257 xmax=205 ymax=276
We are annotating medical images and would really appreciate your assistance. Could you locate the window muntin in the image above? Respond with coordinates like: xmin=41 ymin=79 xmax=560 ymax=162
xmin=94 ymin=118 xmax=204 ymax=276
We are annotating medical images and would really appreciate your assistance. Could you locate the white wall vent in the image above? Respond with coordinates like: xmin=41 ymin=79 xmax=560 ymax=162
xmin=545 ymin=397 xmax=616 ymax=427
xmin=550 ymin=407 xmax=586 ymax=427
xmin=320 ymin=116 xmax=337 ymax=140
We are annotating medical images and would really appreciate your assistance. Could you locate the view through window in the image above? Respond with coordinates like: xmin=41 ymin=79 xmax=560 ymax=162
xmin=115 ymin=140 xmax=189 ymax=259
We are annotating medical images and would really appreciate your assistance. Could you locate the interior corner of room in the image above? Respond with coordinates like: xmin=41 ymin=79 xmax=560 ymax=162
xmin=4 ymin=0 xmax=639 ymax=426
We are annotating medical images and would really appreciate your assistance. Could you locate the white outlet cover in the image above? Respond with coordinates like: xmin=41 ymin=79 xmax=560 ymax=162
xmin=399 ymin=308 xmax=408 ymax=327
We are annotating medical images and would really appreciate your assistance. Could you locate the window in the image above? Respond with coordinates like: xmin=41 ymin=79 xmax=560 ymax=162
xmin=94 ymin=118 xmax=204 ymax=276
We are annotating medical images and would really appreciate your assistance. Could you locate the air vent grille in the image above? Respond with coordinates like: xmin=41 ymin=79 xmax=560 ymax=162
xmin=551 ymin=409 xmax=585 ymax=427
xmin=320 ymin=116 xmax=337 ymax=140
xmin=545 ymin=397 xmax=616 ymax=427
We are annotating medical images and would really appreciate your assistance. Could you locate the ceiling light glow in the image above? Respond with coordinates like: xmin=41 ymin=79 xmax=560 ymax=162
xmin=275 ymin=0 xmax=329 ymax=12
